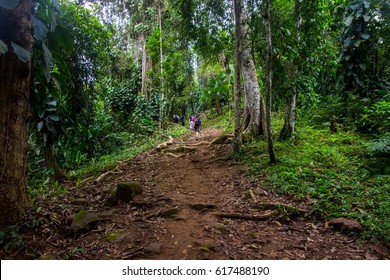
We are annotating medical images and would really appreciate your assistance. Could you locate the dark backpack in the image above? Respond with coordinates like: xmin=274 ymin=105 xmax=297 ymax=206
xmin=194 ymin=118 xmax=201 ymax=126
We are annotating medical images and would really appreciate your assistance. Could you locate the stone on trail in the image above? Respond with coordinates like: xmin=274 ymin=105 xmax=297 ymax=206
xmin=328 ymin=217 xmax=363 ymax=233
xmin=116 ymin=181 xmax=143 ymax=203
xmin=107 ymin=181 xmax=143 ymax=205
xmin=70 ymin=209 xmax=100 ymax=233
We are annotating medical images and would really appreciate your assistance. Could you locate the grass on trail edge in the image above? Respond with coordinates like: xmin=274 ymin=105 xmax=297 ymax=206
xmin=240 ymin=118 xmax=389 ymax=246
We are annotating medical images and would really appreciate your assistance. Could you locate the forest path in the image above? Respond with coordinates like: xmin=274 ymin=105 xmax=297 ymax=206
xmin=5 ymin=128 xmax=385 ymax=260
xmin=85 ymin=127 xmax=381 ymax=260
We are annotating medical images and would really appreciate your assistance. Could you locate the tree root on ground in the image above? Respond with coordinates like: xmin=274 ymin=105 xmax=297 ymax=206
xmin=187 ymin=203 xmax=218 ymax=211
xmin=164 ymin=146 xmax=196 ymax=153
xmin=252 ymin=202 xmax=307 ymax=215
xmin=156 ymin=136 xmax=174 ymax=150
xmin=210 ymin=210 xmax=277 ymax=221
xmin=209 ymin=134 xmax=234 ymax=145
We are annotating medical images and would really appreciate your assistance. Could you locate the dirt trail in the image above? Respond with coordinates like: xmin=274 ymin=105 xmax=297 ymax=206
xmin=3 ymin=128 xmax=386 ymax=260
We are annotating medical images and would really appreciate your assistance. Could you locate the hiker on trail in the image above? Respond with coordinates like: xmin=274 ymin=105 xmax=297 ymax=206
xmin=189 ymin=115 xmax=195 ymax=130
xmin=194 ymin=114 xmax=202 ymax=139
xmin=180 ymin=116 xmax=185 ymax=126
xmin=173 ymin=115 xmax=180 ymax=123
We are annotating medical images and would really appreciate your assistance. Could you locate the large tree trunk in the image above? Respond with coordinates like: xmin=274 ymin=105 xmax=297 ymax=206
xmin=264 ymin=0 xmax=277 ymax=163
xmin=233 ymin=0 xmax=243 ymax=154
xmin=241 ymin=47 xmax=261 ymax=137
xmin=240 ymin=11 xmax=266 ymax=138
xmin=0 ymin=0 xmax=34 ymax=227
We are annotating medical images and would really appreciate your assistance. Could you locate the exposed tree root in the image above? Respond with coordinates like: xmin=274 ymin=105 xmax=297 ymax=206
xmin=143 ymin=207 xmax=180 ymax=220
xmin=187 ymin=203 xmax=218 ymax=211
xmin=211 ymin=210 xmax=277 ymax=221
xmin=186 ymin=141 xmax=210 ymax=146
xmin=209 ymin=134 xmax=234 ymax=145
xmin=164 ymin=146 xmax=196 ymax=153
xmin=165 ymin=152 xmax=186 ymax=158
xmin=252 ymin=202 xmax=307 ymax=215
xmin=248 ymin=189 xmax=257 ymax=202
xmin=157 ymin=136 xmax=174 ymax=150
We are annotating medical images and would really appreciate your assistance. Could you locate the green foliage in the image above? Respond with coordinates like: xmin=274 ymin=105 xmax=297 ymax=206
xmin=359 ymin=95 xmax=390 ymax=133
xmin=366 ymin=132 xmax=390 ymax=158
xmin=241 ymin=117 xmax=390 ymax=245
xmin=199 ymin=67 xmax=230 ymax=114
xmin=0 ymin=225 xmax=25 ymax=253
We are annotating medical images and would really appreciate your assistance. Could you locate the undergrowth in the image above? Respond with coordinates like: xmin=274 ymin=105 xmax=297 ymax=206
xmin=28 ymin=123 xmax=190 ymax=196
xmin=240 ymin=118 xmax=390 ymax=246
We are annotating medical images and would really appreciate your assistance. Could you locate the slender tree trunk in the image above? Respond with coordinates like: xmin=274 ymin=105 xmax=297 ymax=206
xmin=233 ymin=0 xmax=243 ymax=154
xmin=158 ymin=1 xmax=165 ymax=131
xmin=0 ymin=0 xmax=33 ymax=227
xmin=43 ymin=143 xmax=64 ymax=183
xmin=279 ymin=90 xmax=296 ymax=140
xmin=264 ymin=0 xmax=277 ymax=163
xmin=259 ymin=94 xmax=267 ymax=137
xmin=279 ymin=0 xmax=301 ymax=139
xmin=140 ymin=33 xmax=147 ymax=96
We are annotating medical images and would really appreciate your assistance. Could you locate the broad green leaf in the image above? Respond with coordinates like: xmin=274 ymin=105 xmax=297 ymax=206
xmin=363 ymin=0 xmax=370 ymax=8
xmin=10 ymin=41 xmax=31 ymax=62
xmin=363 ymin=15 xmax=371 ymax=22
xmin=344 ymin=16 xmax=353 ymax=27
xmin=32 ymin=16 xmax=48 ymax=41
xmin=344 ymin=36 xmax=352 ymax=47
xmin=37 ymin=121 xmax=44 ymax=132
xmin=38 ymin=109 xmax=45 ymax=118
xmin=42 ymin=42 xmax=53 ymax=81
xmin=0 ymin=39 xmax=8 ymax=54
xmin=0 ymin=0 xmax=19 ymax=10
xmin=360 ymin=34 xmax=370 ymax=40
xmin=354 ymin=40 xmax=361 ymax=47
xmin=48 ymin=115 xmax=60 ymax=122
xmin=46 ymin=121 xmax=56 ymax=134
xmin=46 ymin=100 xmax=57 ymax=106
xmin=359 ymin=64 xmax=367 ymax=71
xmin=52 ymin=76 xmax=61 ymax=91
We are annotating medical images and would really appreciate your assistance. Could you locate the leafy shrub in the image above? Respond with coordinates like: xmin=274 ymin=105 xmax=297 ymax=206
xmin=360 ymin=97 xmax=390 ymax=133
xmin=366 ymin=133 xmax=390 ymax=157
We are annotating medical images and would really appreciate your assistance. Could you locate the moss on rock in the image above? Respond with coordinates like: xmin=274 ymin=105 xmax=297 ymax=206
xmin=70 ymin=210 xmax=100 ymax=233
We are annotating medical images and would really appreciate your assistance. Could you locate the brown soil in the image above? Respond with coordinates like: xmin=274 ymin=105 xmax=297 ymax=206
xmin=1 ymin=128 xmax=388 ymax=260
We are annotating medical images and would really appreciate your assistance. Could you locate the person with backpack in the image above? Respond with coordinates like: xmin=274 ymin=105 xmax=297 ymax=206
xmin=194 ymin=114 xmax=201 ymax=139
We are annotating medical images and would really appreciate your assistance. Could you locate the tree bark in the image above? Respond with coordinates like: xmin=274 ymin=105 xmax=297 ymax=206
xmin=279 ymin=0 xmax=301 ymax=140
xmin=279 ymin=91 xmax=296 ymax=140
xmin=43 ymin=143 xmax=64 ymax=183
xmin=140 ymin=33 xmax=147 ymax=96
xmin=240 ymin=10 xmax=266 ymax=138
xmin=158 ymin=0 xmax=165 ymax=131
xmin=0 ymin=0 xmax=34 ymax=227
xmin=233 ymin=0 xmax=243 ymax=154
xmin=264 ymin=0 xmax=277 ymax=163
xmin=241 ymin=49 xmax=261 ymax=136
